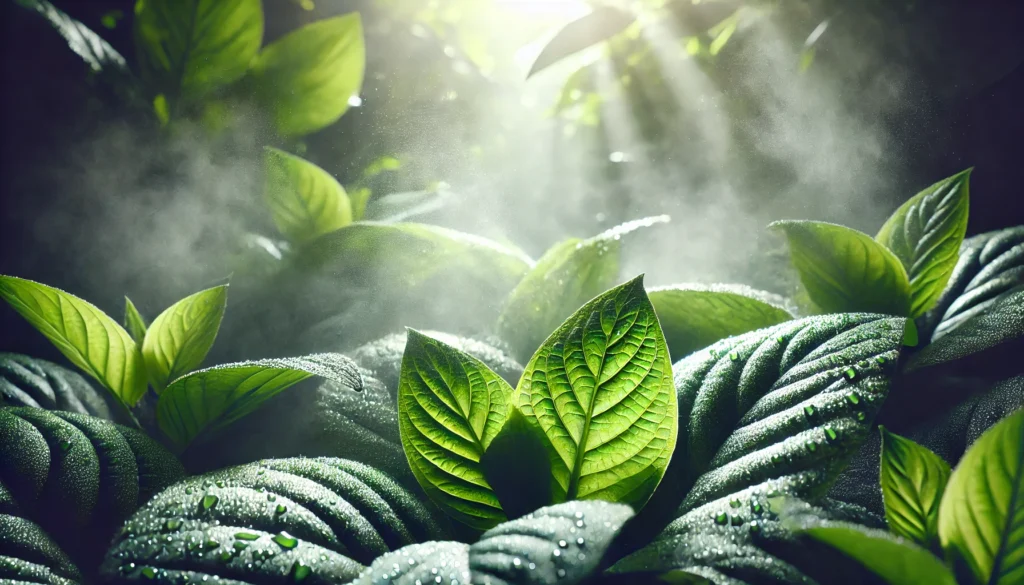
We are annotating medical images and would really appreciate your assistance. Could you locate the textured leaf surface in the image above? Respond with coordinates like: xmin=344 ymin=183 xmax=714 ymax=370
xmin=0 ymin=353 xmax=121 ymax=420
xmin=528 ymin=5 xmax=636 ymax=77
xmin=143 ymin=286 xmax=227 ymax=393
xmin=134 ymin=0 xmax=263 ymax=100
xmin=398 ymin=330 xmax=510 ymax=530
xmin=648 ymin=284 xmax=794 ymax=362
xmin=123 ymin=298 xmax=147 ymax=345
xmin=497 ymin=216 xmax=669 ymax=363
xmin=14 ymin=0 xmax=128 ymax=81
xmin=515 ymin=276 xmax=676 ymax=510
xmin=156 ymin=353 xmax=363 ymax=449
xmin=251 ymin=13 xmax=364 ymax=137
xmin=350 ymin=541 xmax=469 ymax=585
xmin=0 ymin=407 xmax=185 ymax=572
xmin=0 ymin=510 xmax=82 ymax=585
xmin=771 ymin=221 xmax=912 ymax=316
xmin=877 ymin=169 xmax=971 ymax=317
xmin=264 ymin=147 xmax=351 ymax=244
xmin=0 ymin=276 xmax=147 ymax=406
xmin=98 ymin=457 xmax=448 ymax=585
xmin=938 ymin=408 xmax=1024 ymax=585
xmin=879 ymin=427 xmax=950 ymax=546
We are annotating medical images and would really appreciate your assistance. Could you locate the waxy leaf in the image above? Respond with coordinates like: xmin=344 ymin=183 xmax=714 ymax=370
xmin=771 ymin=220 xmax=912 ymax=316
xmin=156 ymin=353 xmax=363 ymax=449
xmin=938 ymin=408 xmax=1024 ymax=585
xmin=515 ymin=275 xmax=677 ymax=511
xmin=879 ymin=427 xmax=950 ymax=546
xmin=123 ymin=297 xmax=147 ymax=345
xmin=398 ymin=330 xmax=510 ymax=530
xmin=0 ymin=353 xmax=123 ymax=421
xmin=877 ymin=169 xmax=971 ymax=317
xmin=251 ymin=13 xmax=365 ymax=137
xmin=142 ymin=285 xmax=227 ymax=392
xmin=528 ymin=5 xmax=636 ymax=78
xmin=0 ymin=276 xmax=146 ymax=407
xmin=264 ymin=147 xmax=352 ymax=244
xmin=648 ymin=284 xmax=794 ymax=362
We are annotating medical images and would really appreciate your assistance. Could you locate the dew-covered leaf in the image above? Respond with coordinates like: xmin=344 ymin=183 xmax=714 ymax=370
xmin=143 ymin=285 xmax=227 ymax=393
xmin=527 ymin=5 xmax=636 ymax=78
xmin=0 ymin=353 xmax=123 ymax=421
xmin=263 ymin=147 xmax=352 ymax=244
xmin=398 ymin=330 xmax=510 ymax=530
xmin=879 ymin=427 xmax=950 ymax=546
xmin=0 ymin=510 xmax=82 ymax=585
xmin=648 ymin=284 xmax=794 ymax=362
xmin=349 ymin=541 xmax=470 ymax=585
xmin=515 ymin=276 xmax=677 ymax=511
xmin=877 ymin=169 xmax=971 ymax=317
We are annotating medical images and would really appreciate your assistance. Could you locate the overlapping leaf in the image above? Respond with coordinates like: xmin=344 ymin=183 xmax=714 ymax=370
xmin=879 ymin=427 xmax=950 ymax=546
xmin=0 ymin=510 xmax=82 ymax=585
xmin=263 ymin=147 xmax=352 ymax=244
xmin=528 ymin=4 xmax=636 ymax=77
xmin=142 ymin=285 xmax=227 ymax=392
xmin=0 ymin=353 xmax=121 ymax=420
xmin=123 ymin=298 xmax=147 ymax=345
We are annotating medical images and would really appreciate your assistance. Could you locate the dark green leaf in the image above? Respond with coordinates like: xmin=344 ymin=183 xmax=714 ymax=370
xmin=0 ymin=511 xmax=82 ymax=585
xmin=264 ymin=147 xmax=352 ymax=244
xmin=515 ymin=276 xmax=677 ymax=510
xmin=480 ymin=407 xmax=552 ymax=521
xmin=142 ymin=285 xmax=227 ymax=392
xmin=397 ymin=330 xmax=510 ymax=530
xmin=0 ymin=353 xmax=122 ymax=420
xmin=123 ymin=297 xmax=147 ymax=345
xmin=938 ymin=408 xmax=1023 ymax=585
xmin=877 ymin=170 xmax=971 ymax=317
xmin=648 ymin=284 xmax=794 ymax=362
xmin=879 ymin=427 xmax=950 ymax=546
xmin=350 ymin=542 xmax=469 ymax=585
xmin=771 ymin=220 xmax=912 ymax=316
xmin=528 ymin=5 xmax=636 ymax=78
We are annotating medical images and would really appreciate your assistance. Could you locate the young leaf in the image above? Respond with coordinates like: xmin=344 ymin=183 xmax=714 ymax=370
xmin=515 ymin=275 xmax=677 ymax=511
xmin=156 ymin=353 xmax=363 ymax=449
xmin=398 ymin=330 xmax=510 ymax=530
xmin=250 ymin=13 xmax=365 ymax=137
xmin=0 ymin=276 xmax=146 ymax=407
xmin=938 ymin=408 xmax=1024 ymax=585
xmin=133 ymin=0 xmax=263 ymax=101
xmin=497 ymin=216 xmax=669 ymax=364
xmin=264 ymin=147 xmax=352 ymax=244
xmin=648 ymin=284 xmax=794 ymax=362
xmin=771 ymin=220 xmax=912 ymax=316
xmin=879 ymin=427 xmax=951 ymax=546
xmin=800 ymin=524 xmax=957 ymax=585
xmin=527 ymin=5 xmax=636 ymax=78
xmin=877 ymin=169 xmax=971 ymax=317
xmin=142 ymin=285 xmax=228 ymax=392
xmin=123 ymin=297 xmax=147 ymax=344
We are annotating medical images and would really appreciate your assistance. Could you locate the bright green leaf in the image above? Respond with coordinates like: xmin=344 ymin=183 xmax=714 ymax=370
xmin=801 ymin=524 xmax=957 ymax=585
xmin=515 ymin=275 xmax=677 ymax=510
xmin=142 ymin=285 xmax=227 ymax=392
xmin=0 ymin=276 xmax=146 ymax=407
xmin=771 ymin=220 xmax=912 ymax=316
xmin=152 ymin=93 xmax=169 ymax=126
xmin=124 ymin=297 xmax=148 ymax=344
xmin=250 ymin=13 xmax=365 ymax=137
xmin=156 ymin=353 xmax=362 ymax=449
xmin=133 ymin=0 xmax=263 ymax=101
xmin=879 ymin=427 xmax=951 ymax=546
xmin=938 ymin=408 xmax=1024 ymax=585
xmin=398 ymin=330 xmax=510 ymax=530
xmin=877 ymin=169 xmax=971 ymax=317
xmin=264 ymin=147 xmax=352 ymax=244
xmin=648 ymin=284 xmax=794 ymax=362
xmin=528 ymin=5 xmax=635 ymax=78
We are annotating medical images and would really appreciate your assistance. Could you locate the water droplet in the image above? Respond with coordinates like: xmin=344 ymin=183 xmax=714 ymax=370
xmin=558 ymin=540 xmax=567 ymax=548
xmin=576 ymin=537 xmax=584 ymax=546
xmin=185 ymin=487 xmax=194 ymax=495
xmin=201 ymin=495 xmax=218 ymax=511
xmin=164 ymin=519 xmax=182 ymax=532
xmin=552 ymin=549 xmax=561 ymax=557
xmin=267 ymin=493 xmax=276 ymax=501
xmin=729 ymin=351 xmax=740 ymax=362
xmin=290 ymin=560 xmax=311 ymax=582
xmin=845 ymin=392 xmax=861 ymax=406
xmin=512 ymin=558 xmax=521 ymax=568
xmin=275 ymin=504 xmax=287 ymax=515
xmin=714 ymin=512 xmax=728 ymax=525
xmin=856 ymin=412 xmax=866 ymax=421
xmin=215 ymin=480 xmax=225 ymax=488
xmin=824 ymin=426 xmax=838 ymax=443
xmin=59 ymin=439 xmax=72 ymax=452
xmin=843 ymin=367 xmax=858 ymax=381
xmin=776 ymin=335 xmax=785 ymax=343
xmin=528 ymin=562 xmax=536 ymax=570
xmin=235 ymin=532 xmax=259 ymax=541
xmin=273 ymin=531 xmax=299 ymax=550
xmin=233 ymin=542 xmax=249 ymax=551
xmin=709 ymin=349 xmax=718 ymax=359
xmin=730 ymin=514 xmax=744 ymax=526
xmin=204 ymin=539 xmax=219 ymax=550
xmin=729 ymin=498 xmax=741 ymax=508
xmin=770 ymin=453 xmax=781 ymax=464
xmin=218 ymin=551 xmax=232 ymax=562
xmin=875 ymin=356 xmax=888 ymax=365
xmin=141 ymin=567 xmax=156 ymax=580
xmin=806 ymin=440 xmax=818 ymax=453
xmin=803 ymin=405 xmax=816 ymax=418
xmin=751 ymin=501 xmax=763 ymax=515
xmin=575 ymin=520 xmax=584 ymax=527
xmin=749 ymin=520 xmax=761 ymax=534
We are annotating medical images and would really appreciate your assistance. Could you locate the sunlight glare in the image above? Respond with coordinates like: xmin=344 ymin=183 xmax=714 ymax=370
xmin=497 ymin=0 xmax=589 ymax=18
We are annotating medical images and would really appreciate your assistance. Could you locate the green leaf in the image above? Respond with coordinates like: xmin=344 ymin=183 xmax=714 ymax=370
xmin=133 ymin=0 xmax=263 ymax=101
xmin=800 ymin=524 xmax=957 ymax=585
xmin=0 ymin=513 xmax=82 ymax=585
xmin=123 ymin=297 xmax=147 ymax=345
xmin=263 ymin=147 xmax=352 ymax=244
xmin=514 ymin=275 xmax=677 ymax=511
xmin=0 ymin=276 xmax=146 ymax=407
xmin=156 ymin=353 xmax=363 ymax=449
xmin=879 ymin=427 xmax=951 ymax=546
xmin=250 ymin=13 xmax=365 ymax=137
xmin=771 ymin=220 xmax=912 ymax=316
xmin=498 ymin=216 xmax=669 ymax=364
xmin=1 ymin=352 xmax=123 ymax=420
xmin=142 ymin=285 xmax=228 ymax=393
xmin=528 ymin=5 xmax=636 ymax=78
xmin=648 ymin=284 xmax=794 ymax=362
xmin=938 ymin=407 xmax=1024 ymax=585
xmin=480 ymin=407 xmax=552 ymax=521
xmin=397 ymin=330 xmax=510 ymax=530
xmin=14 ymin=0 xmax=130 ymax=83
xmin=877 ymin=169 xmax=971 ymax=317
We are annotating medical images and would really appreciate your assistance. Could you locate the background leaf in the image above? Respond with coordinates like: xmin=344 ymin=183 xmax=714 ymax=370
xmin=156 ymin=353 xmax=363 ymax=449
xmin=528 ymin=4 xmax=636 ymax=78
xmin=648 ymin=284 xmax=794 ymax=362
xmin=123 ymin=297 xmax=147 ymax=345
xmin=398 ymin=330 xmax=510 ymax=530
xmin=938 ymin=408 xmax=1023 ymax=585
xmin=0 ymin=353 xmax=126 ymax=422
xmin=876 ymin=169 xmax=971 ymax=317
xmin=263 ymin=147 xmax=352 ymax=244
xmin=515 ymin=276 xmax=677 ymax=511
xmin=480 ymin=407 xmax=552 ymax=521
xmin=250 ymin=12 xmax=365 ymax=137
xmin=142 ymin=285 xmax=227 ymax=392
xmin=771 ymin=220 xmax=912 ymax=316
xmin=0 ymin=276 xmax=146 ymax=407
xmin=879 ymin=427 xmax=951 ymax=546
xmin=0 ymin=510 xmax=82 ymax=585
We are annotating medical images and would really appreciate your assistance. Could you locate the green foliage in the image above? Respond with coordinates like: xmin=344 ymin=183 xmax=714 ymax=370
xmin=879 ymin=427 xmax=950 ymax=547
xmin=0 ymin=511 xmax=82 ymax=585
xmin=771 ymin=220 xmax=912 ymax=316
xmin=528 ymin=4 xmax=636 ymax=77
xmin=141 ymin=285 xmax=227 ymax=393
xmin=0 ymin=353 xmax=122 ymax=420
xmin=123 ymin=297 xmax=147 ymax=345
xmin=479 ymin=407 xmax=552 ymax=520
xmin=263 ymin=147 xmax=352 ymax=244
xmin=250 ymin=13 xmax=365 ymax=137
xmin=397 ymin=330 xmax=511 ymax=530
xmin=877 ymin=169 xmax=971 ymax=317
